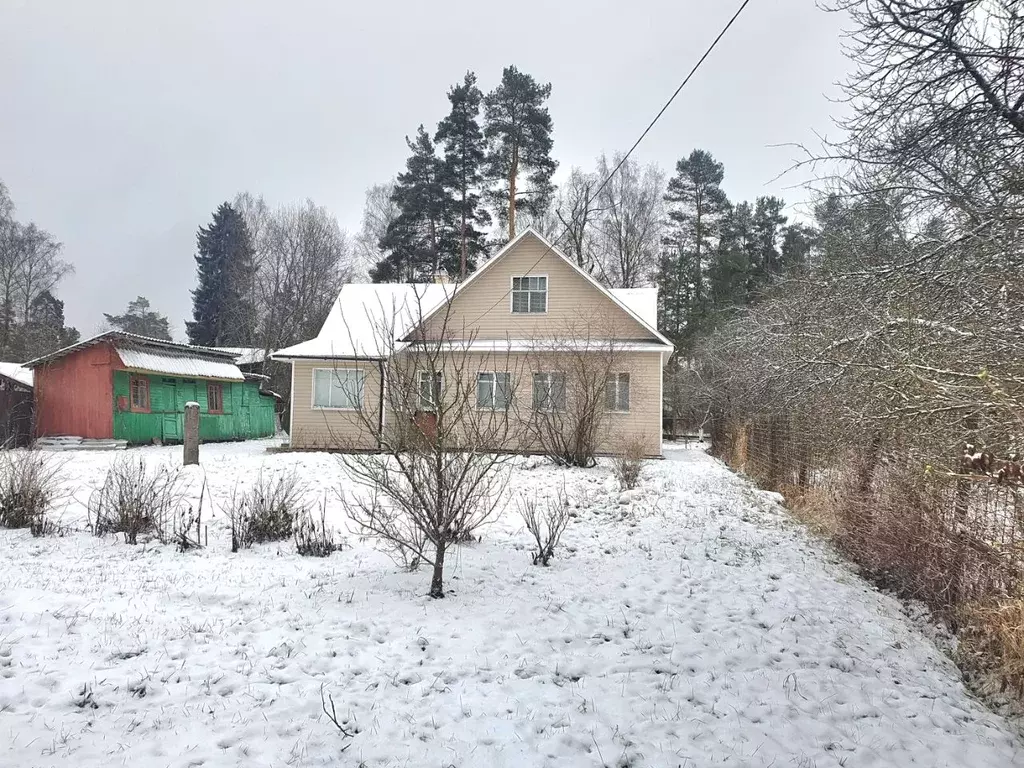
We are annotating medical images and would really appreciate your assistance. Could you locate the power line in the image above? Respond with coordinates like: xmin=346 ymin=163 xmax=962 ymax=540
xmin=463 ymin=0 xmax=755 ymax=326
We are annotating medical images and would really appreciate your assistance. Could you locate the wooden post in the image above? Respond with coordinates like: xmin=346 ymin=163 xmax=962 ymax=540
xmin=184 ymin=401 xmax=199 ymax=466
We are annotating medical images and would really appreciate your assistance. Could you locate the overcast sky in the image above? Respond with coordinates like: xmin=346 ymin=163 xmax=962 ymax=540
xmin=0 ymin=0 xmax=850 ymax=341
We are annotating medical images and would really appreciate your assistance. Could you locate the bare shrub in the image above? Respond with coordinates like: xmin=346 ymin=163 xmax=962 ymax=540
xmin=174 ymin=479 xmax=206 ymax=552
xmin=229 ymin=469 xmax=306 ymax=551
xmin=527 ymin=329 xmax=628 ymax=469
xmin=294 ymin=504 xmax=338 ymax=558
xmin=89 ymin=457 xmax=185 ymax=545
xmin=612 ymin=435 xmax=646 ymax=491
xmin=518 ymin=487 xmax=571 ymax=566
xmin=30 ymin=510 xmax=67 ymax=538
xmin=0 ymin=451 xmax=64 ymax=530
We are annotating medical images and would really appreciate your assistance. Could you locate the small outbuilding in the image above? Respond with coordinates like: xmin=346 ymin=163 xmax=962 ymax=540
xmin=0 ymin=362 xmax=34 ymax=446
xmin=26 ymin=332 xmax=277 ymax=444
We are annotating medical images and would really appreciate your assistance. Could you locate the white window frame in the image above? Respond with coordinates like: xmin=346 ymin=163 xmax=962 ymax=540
xmin=311 ymin=368 xmax=365 ymax=411
xmin=605 ymin=372 xmax=630 ymax=413
xmin=476 ymin=371 xmax=512 ymax=410
xmin=510 ymin=275 xmax=548 ymax=314
xmin=418 ymin=370 xmax=443 ymax=412
xmin=532 ymin=371 xmax=566 ymax=412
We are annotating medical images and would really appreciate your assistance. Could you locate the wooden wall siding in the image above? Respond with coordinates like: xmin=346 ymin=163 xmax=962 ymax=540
xmin=289 ymin=359 xmax=383 ymax=450
xmin=112 ymin=371 xmax=275 ymax=444
xmin=34 ymin=342 xmax=118 ymax=439
xmin=288 ymin=351 xmax=662 ymax=456
xmin=422 ymin=234 xmax=659 ymax=343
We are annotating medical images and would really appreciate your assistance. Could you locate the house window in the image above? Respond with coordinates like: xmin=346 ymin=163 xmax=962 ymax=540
xmin=418 ymin=371 xmax=442 ymax=411
xmin=532 ymin=372 xmax=566 ymax=411
xmin=477 ymin=372 xmax=511 ymax=409
xmin=207 ymin=383 xmax=224 ymax=414
xmin=606 ymin=373 xmax=630 ymax=412
xmin=129 ymin=376 xmax=150 ymax=412
xmin=313 ymin=368 xmax=365 ymax=409
xmin=511 ymin=276 xmax=547 ymax=313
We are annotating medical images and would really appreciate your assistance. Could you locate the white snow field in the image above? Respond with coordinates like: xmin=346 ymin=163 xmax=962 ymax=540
xmin=0 ymin=441 xmax=1020 ymax=768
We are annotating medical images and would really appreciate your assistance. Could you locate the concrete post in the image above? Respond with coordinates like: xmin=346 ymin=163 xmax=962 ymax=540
xmin=184 ymin=401 xmax=200 ymax=466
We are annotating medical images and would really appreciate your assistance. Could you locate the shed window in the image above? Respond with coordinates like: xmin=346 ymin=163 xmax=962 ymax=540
xmin=130 ymin=376 xmax=150 ymax=412
xmin=511 ymin=276 xmax=547 ymax=313
xmin=532 ymin=372 xmax=566 ymax=411
xmin=477 ymin=372 xmax=511 ymax=409
xmin=313 ymin=369 xmax=364 ymax=410
xmin=207 ymin=383 xmax=224 ymax=414
xmin=605 ymin=373 xmax=630 ymax=412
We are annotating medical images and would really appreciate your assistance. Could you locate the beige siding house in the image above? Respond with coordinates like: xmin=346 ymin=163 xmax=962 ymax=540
xmin=273 ymin=229 xmax=673 ymax=456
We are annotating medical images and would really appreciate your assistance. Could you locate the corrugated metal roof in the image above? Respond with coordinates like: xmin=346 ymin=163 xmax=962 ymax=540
xmin=0 ymin=362 xmax=33 ymax=388
xmin=25 ymin=331 xmax=237 ymax=368
xmin=115 ymin=346 xmax=245 ymax=381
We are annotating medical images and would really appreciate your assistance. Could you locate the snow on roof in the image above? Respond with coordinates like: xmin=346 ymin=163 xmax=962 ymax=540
xmin=0 ymin=362 xmax=33 ymax=388
xmin=213 ymin=347 xmax=269 ymax=366
xmin=610 ymin=288 xmax=658 ymax=328
xmin=274 ymin=283 xmax=454 ymax=359
xmin=273 ymin=229 xmax=671 ymax=362
xmin=115 ymin=346 xmax=245 ymax=381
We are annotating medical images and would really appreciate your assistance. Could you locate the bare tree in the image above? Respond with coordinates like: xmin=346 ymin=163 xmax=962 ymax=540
xmin=0 ymin=181 xmax=73 ymax=358
xmin=554 ymin=167 xmax=602 ymax=274
xmin=353 ymin=181 xmax=399 ymax=279
xmin=339 ymin=295 xmax=524 ymax=598
xmin=595 ymin=153 xmax=665 ymax=288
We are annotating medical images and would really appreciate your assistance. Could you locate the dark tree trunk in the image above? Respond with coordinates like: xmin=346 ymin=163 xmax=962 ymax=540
xmin=429 ymin=541 xmax=446 ymax=598
xmin=508 ymin=144 xmax=519 ymax=241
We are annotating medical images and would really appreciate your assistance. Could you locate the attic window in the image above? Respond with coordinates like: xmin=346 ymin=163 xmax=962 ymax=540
xmin=511 ymin=276 xmax=547 ymax=313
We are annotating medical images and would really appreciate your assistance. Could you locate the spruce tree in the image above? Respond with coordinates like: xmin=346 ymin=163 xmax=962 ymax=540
xmin=436 ymin=71 xmax=490 ymax=278
xmin=780 ymin=223 xmax=816 ymax=274
xmin=709 ymin=201 xmax=754 ymax=308
xmin=483 ymin=66 xmax=557 ymax=241
xmin=750 ymin=196 xmax=787 ymax=286
xmin=105 ymin=296 xmax=172 ymax=340
xmin=187 ymin=202 xmax=256 ymax=346
xmin=372 ymin=127 xmax=454 ymax=283
xmin=658 ymin=149 xmax=730 ymax=354
xmin=14 ymin=290 xmax=78 ymax=360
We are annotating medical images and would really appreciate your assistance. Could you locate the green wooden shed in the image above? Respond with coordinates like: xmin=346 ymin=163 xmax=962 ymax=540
xmin=26 ymin=331 xmax=279 ymax=444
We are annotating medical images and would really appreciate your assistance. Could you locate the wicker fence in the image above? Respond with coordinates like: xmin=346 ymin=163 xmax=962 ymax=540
xmin=712 ymin=415 xmax=1024 ymax=617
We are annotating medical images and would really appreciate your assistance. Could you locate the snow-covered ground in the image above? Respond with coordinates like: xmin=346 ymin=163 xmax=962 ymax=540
xmin=1 ymin=441 xmax=1020 ymax=767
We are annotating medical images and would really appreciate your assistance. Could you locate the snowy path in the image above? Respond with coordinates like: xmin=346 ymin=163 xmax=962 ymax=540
xmin=0 ymin=442 xmax=1019 ymax=767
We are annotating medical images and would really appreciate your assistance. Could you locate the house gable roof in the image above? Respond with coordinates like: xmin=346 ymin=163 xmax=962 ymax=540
xmin=413 ymin=228 xmax=673 ymax=348
xmin=273 ymin=228 xmax=673 ymax=361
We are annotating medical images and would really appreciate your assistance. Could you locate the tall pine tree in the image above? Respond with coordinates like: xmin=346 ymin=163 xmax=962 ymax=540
xmin=436 ymin=72 xmax=490 ymax=279
xmin=658 ymin=149 xmax=730 ymax=354
xmin=105 ymin=296 xmax=172 ymax=340
xmin=372 ymin=127 xmax=454 ymax=283
xmin=187 ymin=202 xmax=256 ymax=346
xmin=483 ymin=66 xmax=557 ymax=241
